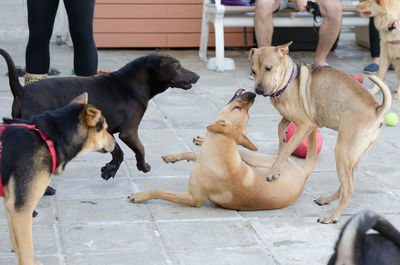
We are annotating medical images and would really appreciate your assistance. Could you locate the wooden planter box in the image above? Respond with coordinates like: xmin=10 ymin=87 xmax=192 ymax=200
xmin=94 ymin=0 xmax=253 ymax=48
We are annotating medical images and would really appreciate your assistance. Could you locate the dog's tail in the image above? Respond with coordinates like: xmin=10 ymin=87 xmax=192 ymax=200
xmin=330 ymin=210 xmax=400 ymax=265
xmin=0 ymin=48 xmax=24 ymax=99
xmin=302 ymin=128 xmax=318 ymax=178
xmin=370 ymin=75 xmax=392 ymax=119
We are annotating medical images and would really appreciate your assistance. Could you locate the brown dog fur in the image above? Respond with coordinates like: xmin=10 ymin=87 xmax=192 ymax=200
xmin=357 ymin=0 xmax=400 ymax=99
xmin=249 ymin=43 xmax=392 ymax=223
xmin=128 ymin=90 xmax=318 ymax=211
xmin=2 ymin=93 xmax=115 ymax=265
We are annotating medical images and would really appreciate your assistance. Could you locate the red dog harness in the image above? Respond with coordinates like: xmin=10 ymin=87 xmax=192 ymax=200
xmin=0 ymin=124 xmax=57 ymax=197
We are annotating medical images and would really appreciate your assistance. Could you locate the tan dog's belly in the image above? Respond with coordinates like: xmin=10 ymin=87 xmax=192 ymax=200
xmin=205 ymin=152 xmax=307 ymax=211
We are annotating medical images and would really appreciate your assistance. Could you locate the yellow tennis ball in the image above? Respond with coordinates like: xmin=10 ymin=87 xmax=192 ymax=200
xmin=385 ymin=112 xmax=399 ymax=126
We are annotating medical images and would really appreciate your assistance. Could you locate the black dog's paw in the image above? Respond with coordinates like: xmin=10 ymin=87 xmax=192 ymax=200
xmin=32 ymin=210 xmax=38 ymax=218
xmin=101 ymin=163 xmax=118 ymax=180
xmin=44 ymin=186 xmax=56 ymax=196
xmin=137 ymin=162 xmax=151 ymax=173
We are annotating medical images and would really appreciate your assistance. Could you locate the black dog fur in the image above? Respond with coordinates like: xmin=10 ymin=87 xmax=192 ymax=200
xmin=0 ymin=49 xmax=200 ymax=184
xmin=328 ymin=210 xmax=400 ymax=265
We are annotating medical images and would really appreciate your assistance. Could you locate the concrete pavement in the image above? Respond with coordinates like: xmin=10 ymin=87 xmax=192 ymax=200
xmin=0 ymin=33 xmax=400 ymax=265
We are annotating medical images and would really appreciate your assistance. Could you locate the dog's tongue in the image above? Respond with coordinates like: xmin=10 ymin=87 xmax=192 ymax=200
xmin=236 ymin=89 xmax=246 ymax=96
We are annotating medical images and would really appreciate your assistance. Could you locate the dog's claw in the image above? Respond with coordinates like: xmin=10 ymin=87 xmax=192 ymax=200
xmin=32 ymin=210 xmax=38 ymax=218
xmin=44 ymin=186 xmax=56 ymax=196
xmin=101 ymin=163 xmax=118 ymax=180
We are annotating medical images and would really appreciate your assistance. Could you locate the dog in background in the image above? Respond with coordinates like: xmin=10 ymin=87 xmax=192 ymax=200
xmin=1 ymin=93 xmax=115 ymax=265
xmin=129 ymin=89 xmax=318 ymax=211
xmin=249 ymin=43 xmax=392 ymax=223
xmin=357 ymin=0 xmax=400 ymax=99
xmin=0 ymin=49 xmax=199 ymax=185
xmin=328 ymin=210 xmax=400 ymax=265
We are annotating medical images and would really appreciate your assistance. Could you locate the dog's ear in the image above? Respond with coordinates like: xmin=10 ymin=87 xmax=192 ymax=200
xmin=69 ymin=92 xmax=88 ymax=105
xmin=239 ymin=134 xmax=257 ymax=151
xmin=207 ymin=120 xmax=231 ymax=134
xmin=86 ymin=106 xmax=102 ymax=127
xmin=275 ymin=41 xmax=292 ymax=58
xmin=146 ymin=56 xmax=161 ymax=72
xmin=248 ymin=48 xmax=257 ymax=61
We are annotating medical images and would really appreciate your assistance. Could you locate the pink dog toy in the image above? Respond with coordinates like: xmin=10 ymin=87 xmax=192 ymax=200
xmin=285 ymin=123 xmax=323 ymax=158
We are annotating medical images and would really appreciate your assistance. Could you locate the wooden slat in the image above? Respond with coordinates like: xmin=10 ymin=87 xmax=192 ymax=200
xmin=94 ymin=4 xmax=202 ymax=19
xmin=94 ymin=18 xmax=253 ymax=33
xmin=94 ymin=32 xmax=254 ymax=48
xmin=96 ymin=0 xmax=202 ymax=4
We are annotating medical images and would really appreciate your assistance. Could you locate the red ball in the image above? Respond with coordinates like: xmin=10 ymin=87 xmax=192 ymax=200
xmin=285 ymin=123 xmax=323 ymax=158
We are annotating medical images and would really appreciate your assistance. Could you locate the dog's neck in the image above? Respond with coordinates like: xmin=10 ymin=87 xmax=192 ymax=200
xmin=374 ymin=12 xmax=398 ymax=30
xmin=271 ymin=56 xmax=296 ymax=99
xmin=201 ymin=132 xmax=243 ymax=174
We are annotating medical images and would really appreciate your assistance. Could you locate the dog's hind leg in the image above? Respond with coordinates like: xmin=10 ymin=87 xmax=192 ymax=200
xmin=129 ymin=189 xmax=207 ymax=208
xmin=101 ymin=140 xmax=124 ymax=180
xmin=314 ymin=188 xmax=340 ymax=206
xmin=162 ymin=152 xmax=198 ymax=164
xmin=394 ymin=66 xmax=400 ymax=99
xmin=318 ymin=127 xmax=375 ymax=224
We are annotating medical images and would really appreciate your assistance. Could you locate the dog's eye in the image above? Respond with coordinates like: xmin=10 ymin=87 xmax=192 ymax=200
xmin=233 ymin=106 xmax=242 ymax=111
xmin=265 ymin=66 xmax=272 ymax=71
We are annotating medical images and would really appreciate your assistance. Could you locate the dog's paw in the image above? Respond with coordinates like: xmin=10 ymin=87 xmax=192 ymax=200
xmin=317 ymin=215 xmax=338 ymax=224
xmin=137 ymin=162 xmax=151 ymax=173
xmin=44 ymin=186 xmax=56 ymax=196
xmin=266 ymin=168 xmax=281 ymax=182
xmin=314 ymin=196 xmax=331 ymax=206
xmin=128 ymin=193 xmax=146 ymax=203
xmin=101 ymin=163 xmax=118 ymax=180
xmin=193 ymin=136 xmax=205 ymax=146
xmin=162 ymin=155 xmax=178 ymax=163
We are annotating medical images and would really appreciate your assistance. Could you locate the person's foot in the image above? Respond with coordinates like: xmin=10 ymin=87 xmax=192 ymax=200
xmin=363 ymin=63 xmax=379 ymax=74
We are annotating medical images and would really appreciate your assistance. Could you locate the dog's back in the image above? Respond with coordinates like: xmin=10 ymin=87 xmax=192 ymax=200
xmin=328 ymin=210 xmax=400 ymax=265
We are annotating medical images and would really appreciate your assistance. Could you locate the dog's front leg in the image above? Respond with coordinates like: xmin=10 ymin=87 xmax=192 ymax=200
xmin=395 ymin=68 xmax=400 ymax=99
xmin=266 ymin=123 xmax=316 ymax=181
xmin=278 ymin=117 xmax=291 ymax=152
xmin=162 ymin=152 xmax=198 ymax=163
xmin=119 ymin=128 xmax=150 ymax=173
xmin=101 ymin=140 xmax=124 ymax=180
xmin=370 ymin=50 xmax=390 ymax=94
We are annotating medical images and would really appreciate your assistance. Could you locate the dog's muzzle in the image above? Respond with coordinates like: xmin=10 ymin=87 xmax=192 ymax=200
xmin=255 ymin=85 xmax=265 ymax=95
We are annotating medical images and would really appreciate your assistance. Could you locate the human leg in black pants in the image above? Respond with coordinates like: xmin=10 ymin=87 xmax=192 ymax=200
xmin=25 ymin=0 xmax=97 ymax=84
xmin=64 ymin=0 xmax=98 ymax=76
xmin=25 ymin=0 xmax=60 ymax=84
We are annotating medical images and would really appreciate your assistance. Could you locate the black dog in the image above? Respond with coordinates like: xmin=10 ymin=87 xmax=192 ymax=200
xmin=0 ymin=49 xmax=200 ymax=184
xmin=328 ymin=210 xmax=400 ymax=265
xmin=1 ymin=93 xmax=115 ymax=265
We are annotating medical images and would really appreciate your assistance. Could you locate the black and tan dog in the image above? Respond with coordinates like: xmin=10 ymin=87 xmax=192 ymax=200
xmin=0 ymin=49 xmax=199 ymax=185
xmin=0 ymin=93 xmax=115 ymax=265
xmin=328 ymin=210 xmax=400 ymax=265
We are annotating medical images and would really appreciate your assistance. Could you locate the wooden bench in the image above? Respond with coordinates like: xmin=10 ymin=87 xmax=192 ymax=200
xmin=199 ymin=0 xmax=369 ymax=72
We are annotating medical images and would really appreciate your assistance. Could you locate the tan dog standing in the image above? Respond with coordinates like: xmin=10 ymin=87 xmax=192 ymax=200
xmin=357 ymin=0 xmax=400 ymax=99
xmin=249 ymin=43 xmax=392 ymax=223
xmin=129 ymin=89 xmax=318 ymax=211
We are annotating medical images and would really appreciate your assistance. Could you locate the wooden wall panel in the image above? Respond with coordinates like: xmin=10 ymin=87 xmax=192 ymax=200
xmin=93 ymin=1 xmax=252 ymax=48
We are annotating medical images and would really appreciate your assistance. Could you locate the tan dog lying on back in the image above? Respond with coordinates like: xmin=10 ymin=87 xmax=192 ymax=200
xmin=249 ymin=42 xmax=392 ymax=223
xmin=357 ymin=0 xmax=400 ymax=99
xmin=129 ymin=89 xmax=318 ymax=211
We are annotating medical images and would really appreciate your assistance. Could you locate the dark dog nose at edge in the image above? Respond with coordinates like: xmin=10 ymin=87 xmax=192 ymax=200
xmin=255 ymin=85 xmax=264 ymax=95
xmin=194 ymin=73 xmax=200 ymax=81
